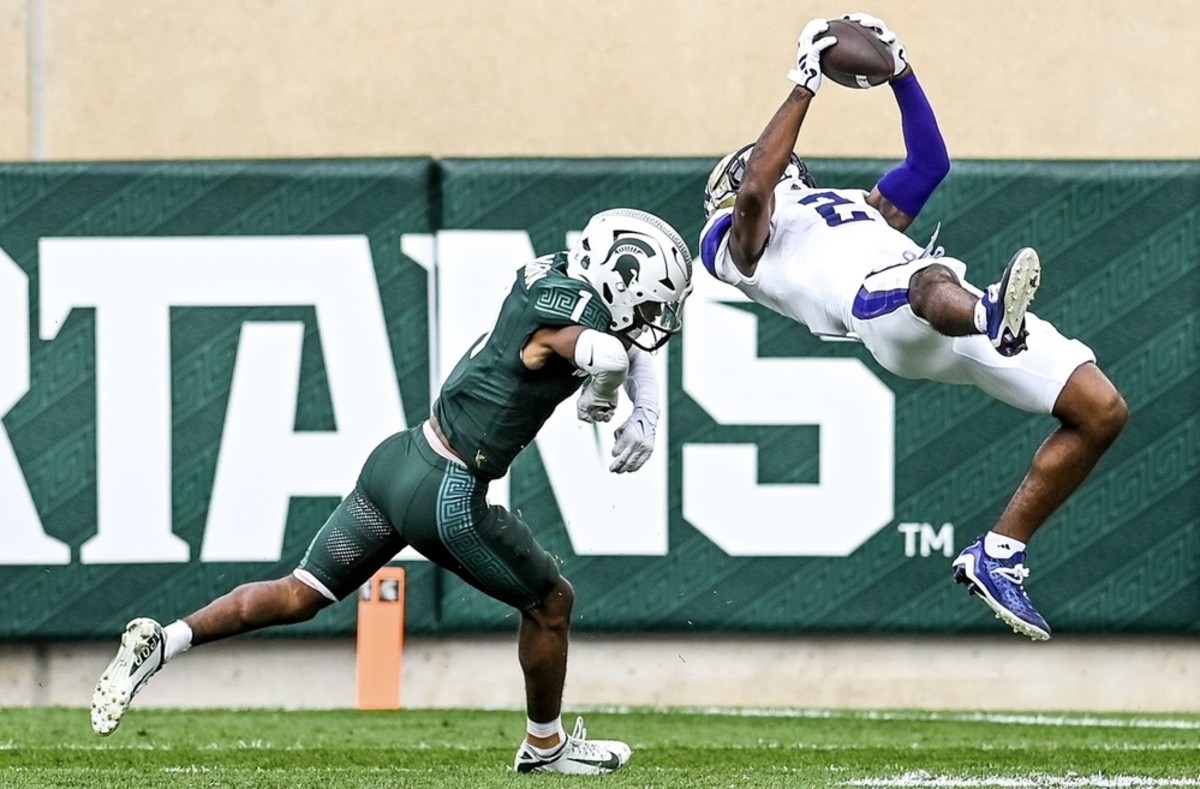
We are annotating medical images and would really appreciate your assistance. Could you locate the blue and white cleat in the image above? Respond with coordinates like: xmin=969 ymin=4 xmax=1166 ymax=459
xmin=981 ymin=247 xmax=1041 ymax=356
xmin=952 ymin=536 xmax=1051 ymax=641
xmin=90 ymin=617 xmax=165 ymax=735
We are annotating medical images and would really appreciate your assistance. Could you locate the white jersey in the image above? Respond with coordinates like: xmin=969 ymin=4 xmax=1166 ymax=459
xmin=700 ymin=183 xmax=923 ymax=336
xmin=698 ymin=181 xmax=1096 ymax=415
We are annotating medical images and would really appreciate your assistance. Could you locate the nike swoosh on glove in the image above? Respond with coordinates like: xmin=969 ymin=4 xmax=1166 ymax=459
xmin=610 ymin=407 xmax=658 ymax=473
xmin=786 ymin=18 xmax=838 ymax=93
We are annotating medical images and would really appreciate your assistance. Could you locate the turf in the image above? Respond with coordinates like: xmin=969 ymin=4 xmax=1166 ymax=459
xmin=2 ymin=707 xmax=1198 ymax=788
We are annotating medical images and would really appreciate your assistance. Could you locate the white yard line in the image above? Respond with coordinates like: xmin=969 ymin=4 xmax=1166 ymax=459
xmin=613 ymin=707 xmax=1200 ymax=731
xmin=844 ymin=774 xmax=1200 ymax=788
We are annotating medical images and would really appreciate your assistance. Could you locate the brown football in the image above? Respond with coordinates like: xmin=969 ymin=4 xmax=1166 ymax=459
xmin=820 ymin=19 xmax=894 ymax=89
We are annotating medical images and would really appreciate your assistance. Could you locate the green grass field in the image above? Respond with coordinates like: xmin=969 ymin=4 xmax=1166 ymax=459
xmin=2 ymin=707 xmax=1197 ymax=788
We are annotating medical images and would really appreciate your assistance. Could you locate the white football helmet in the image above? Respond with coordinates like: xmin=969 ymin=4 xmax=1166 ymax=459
xmin=702 ymin=143 xmax=816 ymax=218
xmin=566 ymin=208 xmax=693 ymax=351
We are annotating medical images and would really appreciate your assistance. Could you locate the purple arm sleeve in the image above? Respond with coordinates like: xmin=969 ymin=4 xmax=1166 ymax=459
xmin=875 ymin=71 xmax=950 ymax=218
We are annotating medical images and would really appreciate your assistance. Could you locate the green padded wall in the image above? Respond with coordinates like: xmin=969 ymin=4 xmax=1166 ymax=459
xmin=0 ymin=158 xmax=1195 ymax=638
xmin=0 ymin=160 xmax=439 ymax=638
xmin=436 ymin=158 xmax=1198 ymax=635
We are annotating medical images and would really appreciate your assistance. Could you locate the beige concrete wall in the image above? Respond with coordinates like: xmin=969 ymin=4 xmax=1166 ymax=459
xmin=5 ymin=635 xmax=1198 ymax=712
xmin=0 ymin=0 xmax=29 ymax=159
xmin=2 ymin=0 xmax=1195 ymax=160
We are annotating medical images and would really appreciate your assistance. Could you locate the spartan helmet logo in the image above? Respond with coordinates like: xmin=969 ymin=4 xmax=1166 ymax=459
xmin=610 ymin=237 xmax=653 ymax=288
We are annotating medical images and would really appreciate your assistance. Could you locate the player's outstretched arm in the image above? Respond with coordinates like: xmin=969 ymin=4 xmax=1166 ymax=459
xmin=851 ymin=14 xmax=950 ymax=232
xmin=729 ymin=19 xmax=834 ymax=277
xmin=608 ymin=347 xmax=659 ymax=473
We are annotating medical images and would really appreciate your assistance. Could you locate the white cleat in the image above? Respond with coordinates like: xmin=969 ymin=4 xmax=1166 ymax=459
xmin=90 ymin=617 xmax=165 ymax=735
xmin=513 ymin=716 xmax=632 ymax=774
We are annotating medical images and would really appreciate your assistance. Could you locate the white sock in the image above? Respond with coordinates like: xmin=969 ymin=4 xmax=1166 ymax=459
xmin=973 ymin=299 xmax=989 ymax=334
xmin=984 ymin=531 xmax=1026 ymax=560
xmin=163 ymin=619 xmax=193 ymax=662
xmin=526 ymin=716 xmax=565 ymax=749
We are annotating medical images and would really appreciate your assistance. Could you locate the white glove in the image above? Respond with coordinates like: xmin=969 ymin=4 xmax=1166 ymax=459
xmin=576 ymin=379 xmax=618 ymax=423
xmin=842 ymin=12 xmax=909 ymax=76
xmin=609 ymin=407 xmax=658 ymax=474
xmin=786 ymin=18 xmax=838 ymax=94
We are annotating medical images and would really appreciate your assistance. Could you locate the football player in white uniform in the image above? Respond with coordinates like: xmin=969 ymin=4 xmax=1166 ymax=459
xmin=699 ymin=14 xmax=1127 ymax=640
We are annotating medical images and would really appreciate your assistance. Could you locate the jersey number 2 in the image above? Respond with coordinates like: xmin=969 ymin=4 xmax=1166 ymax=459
xmin=798 ymin=191 xmax=873 ymax=228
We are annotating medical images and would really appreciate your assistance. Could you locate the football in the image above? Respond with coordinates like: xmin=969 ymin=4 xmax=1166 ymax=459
xmin=820 ymin=19 xmax=894 ymax=89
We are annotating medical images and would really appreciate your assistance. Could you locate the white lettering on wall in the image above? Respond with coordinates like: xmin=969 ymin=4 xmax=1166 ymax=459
xmin=4 ymin=230 xmax=901 ymax=565
xmin=681 ymin=273 xmax=895 ymax=556
xmin=39 ymin=237 xmax=404 ymax=563
xmin=898 ymin=522 xmax=955 ymax=557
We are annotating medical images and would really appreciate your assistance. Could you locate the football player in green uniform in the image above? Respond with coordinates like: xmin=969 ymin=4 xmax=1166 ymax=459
xmin=90 ymin=208 xmax=694 ymax=775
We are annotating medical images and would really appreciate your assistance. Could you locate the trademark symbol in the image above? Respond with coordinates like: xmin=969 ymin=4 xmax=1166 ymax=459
xmin=897 ymin=522 xmax=954 ymax=557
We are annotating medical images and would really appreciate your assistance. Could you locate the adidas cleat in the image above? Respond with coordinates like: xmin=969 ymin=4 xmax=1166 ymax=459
xmin=90 ymin=617 xmax=165 ymax=735
xmin=514 ymin=716 xmax=631 ymax=775
xmin=953 ymin=536 xmax=1051 ymax=641
xmin=982 ymin=247 xmax=1041 ymax=357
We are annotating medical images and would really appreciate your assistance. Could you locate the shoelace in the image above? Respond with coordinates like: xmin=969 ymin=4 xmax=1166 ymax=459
xmin=993 ymin=563 xmax=1031 ymax=587
xmin=565 ymin=717 xmax=611 ymax=760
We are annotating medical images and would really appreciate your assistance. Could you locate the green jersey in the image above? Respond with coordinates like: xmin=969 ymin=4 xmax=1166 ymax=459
xmin=433 ymin=253 xmax=613 ymax=481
